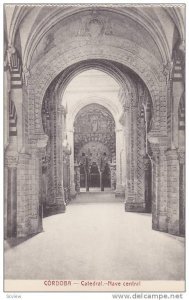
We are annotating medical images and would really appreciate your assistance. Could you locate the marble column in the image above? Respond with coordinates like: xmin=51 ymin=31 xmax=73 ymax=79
xmin=150 ymin=143 xmax=168 ymax=233
xmin=4 ymin=60 xmax=10 ymax=148
xmin=178 ymin=150 xmax=185 ymax=236
xmin=5 ymin=156 xmax=18 ymax=238
xmin=125 ymin=93 xmax=139 ymax=210
xmin=67 ymin=129 xmax=76 ymax=197
xmin=74 ymin=164 xmax=80 ymax=193
xmin=144 ymin=155 xmax=152 ymax=212
xmin=166 ymin=149 xmax=180 ymax=235
xmin=63 ymin=143 xmax=71 ymax=205
xmin=109 ymin=163 xmax=116 ymax=190
xmin=55 ymin=105 xmax=66 ymax=212
xmin=115 ymin=128 xmax=125 ymax=197
xmin=11 ymin=88 xmax=25 ymax=152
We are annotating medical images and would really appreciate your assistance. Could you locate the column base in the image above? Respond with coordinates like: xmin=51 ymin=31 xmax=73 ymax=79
xmin=16 ymin=219 xmax=43 ymax=238
xmin=125 ymin=201 xmax=147 ymax=212
xmin=168 ymin=220 xmax=180 ymax=236
xmin=115 ymin=185 xmax=125 ymax=198
xmin=70 ymin=191 xmax=77 ymax=199
xmin=43 ymin=203 xmax=66 ymax=217
xmin=152 ymin=214 xmax=168 ymax=232
xmin=70 ymin=183 xmax=77 ymax=198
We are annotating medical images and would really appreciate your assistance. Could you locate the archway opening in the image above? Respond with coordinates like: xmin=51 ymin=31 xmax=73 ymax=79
xmin=41 ymin=59 xmax=153 ymax=214
xmin=62 ymin=69 xmax=120 ymax=193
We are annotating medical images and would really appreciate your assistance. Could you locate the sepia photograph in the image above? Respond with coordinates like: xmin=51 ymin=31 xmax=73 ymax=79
xmin=3 ymin=2 xmax=185 ymax=293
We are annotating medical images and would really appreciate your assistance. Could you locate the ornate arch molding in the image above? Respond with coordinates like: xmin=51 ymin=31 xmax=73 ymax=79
xmin=27 ymin=42 xmax=167 ymax=146
xmin=53 ymin=59 xmax=135 ymax=106
xmin=66 ymin=96 xmax=122 ymax=132
xmin=21 ymin=6 xmax=175 ymax=68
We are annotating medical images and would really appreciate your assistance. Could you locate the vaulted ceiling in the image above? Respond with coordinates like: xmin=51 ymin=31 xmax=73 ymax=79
xmin=4 ymin=4 xmax=185 ymax=71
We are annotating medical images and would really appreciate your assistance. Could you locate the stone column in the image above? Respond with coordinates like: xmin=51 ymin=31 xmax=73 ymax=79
xmin=150 ymin=142 xmax=168 ymax=233
xmin=4 ymin=58 xmax=10 ymax=148
xmin=150 ymin=146 xmax=160 ymax=230
xmin=55 ymin=105 xmax=66 ymax=213
xmin=63 ymin=143 xmax=71 ymax=205
xmin=41 ymin=154 xmax=47 ymax=217
xmin=74 ymin=164 xmax=80 ymax=193
xmin=125 ymin=93 xmax=139 ymax=210
xmin=100 ymin=171 xmax=104 ymax=191
xmin=4 ymin=58 xmax=11 ymax=238
xmin=171 ymin=65 xmax=184 ymax=150
xmin=124 ymin=99 xmax=133 ymax=206
xmin=178 ymin=150 xmax=185 ymax=236
xmin=115 ymin=128 xmax=125 ymax=197
xmin=12 ymin=89 xmax=24 ymax=151
xmin=109 ymin=163 xmax=116 ymax=190
xmin=166 ymin=149 xmax=180 ymax=235
xmin=67 ymin=129 xmax=76 ymax=197
xmin=5 ymin=154 xmax=18 ymax=238
xmin=144 ymin=155 xmax=152 ymax=212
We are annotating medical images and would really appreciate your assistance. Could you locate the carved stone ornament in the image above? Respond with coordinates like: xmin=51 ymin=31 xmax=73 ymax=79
xmin=178 ymin=149 xmax=185 ymax=164
xmin=5 ymin=154 xmax=19 ymax=167
xmin=36 ymin=134 xmax=48 ymax=149
xmin=7 ymin=45 xmax=16 ymax=67
xmin=163 ymin=61 xmax=174 ymax=83
xmin=22 ymin=65 xmax=30 ymax=86
xmin=77 ymin=11 xmax=114 ymax=40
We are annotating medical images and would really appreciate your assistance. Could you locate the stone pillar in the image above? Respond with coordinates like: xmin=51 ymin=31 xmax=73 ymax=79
xmin=151 ymin=147 xmax=160 ymax=230
xmin=4 ymin=96 xmax=18 ymax=237
xmin=144 ymin=155 xmax=152 ymax=212
xmin=115 ymin=128 xmax=125 ymax=197
xmin=100 ymin=171 xmax=104 ymax=191
xmin=110 ymin=163 xmax=116 ymax=191
xmin=41 ymin=155 xmax=47 ymax=218
xmin=4 ymin=58 xmax=11 ymax=239
xmin=178 ymin=150 xmax=185 ymax=236
xmin=67 ymin=129 xmax=76 ymax=197
xmin=55 ymin=105 xmax=66 ymax=213
xmin=125 ymin=93 xmax=140 ymax=211
xmin=124 ymin=98 xmax=133 ymax=206
xmin=74 ymin=164 xmax=80 ymax=193
xmin=166 ymin=149 xmax=180 ymax=235
xmin=17 ymin=150 xmax=43 ymax=236
xmin=150 ymin=143 xmax=168 ymax=232
xmin=171 ymin=66 xmax=184 ymax=150
xmin=63 ymin=143 xmax=71 ymax=205
xmin=4 ymin=59 xmax=10 ymax=148
xmin=5 ymin=154 xmax=18 ymax=238
xmin=11 ymin=87 xmax=25 ymax=152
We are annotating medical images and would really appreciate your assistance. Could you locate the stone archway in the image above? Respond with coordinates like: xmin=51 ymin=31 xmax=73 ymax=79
xmin=27 ymin=43 xmax=166 ymax=144
xmin=4 ymin=5 xmax=185 ymax=240
xmin=39 ymin=58 xmax=154 ymax=215
xmin=6 ymin=18 xmax=168 ymax=238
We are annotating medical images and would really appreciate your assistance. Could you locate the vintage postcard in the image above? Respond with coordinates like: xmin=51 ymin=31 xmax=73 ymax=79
xmin=3 ymin=3 xmax=185 ymax=293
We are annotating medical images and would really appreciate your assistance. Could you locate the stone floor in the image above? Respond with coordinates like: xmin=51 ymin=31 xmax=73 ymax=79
xmin=5 ymin=192 xmax=185 ymax=280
